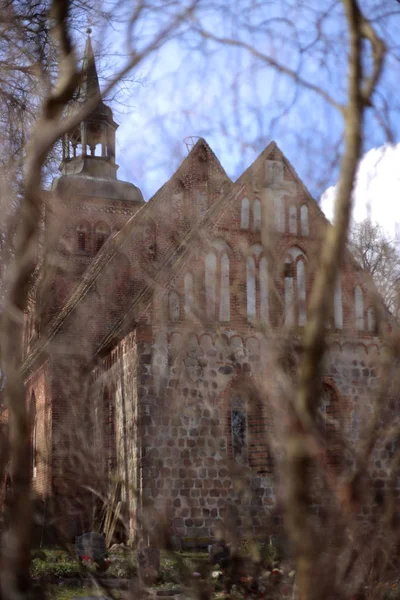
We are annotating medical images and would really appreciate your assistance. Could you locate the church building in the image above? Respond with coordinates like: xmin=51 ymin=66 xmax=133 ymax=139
xmin=22 ymin=32 xmax=383 ymax=544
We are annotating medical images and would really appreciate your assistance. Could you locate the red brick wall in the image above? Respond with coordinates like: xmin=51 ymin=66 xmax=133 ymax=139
xmin=23 ymin=139 xmax=387 ymax=541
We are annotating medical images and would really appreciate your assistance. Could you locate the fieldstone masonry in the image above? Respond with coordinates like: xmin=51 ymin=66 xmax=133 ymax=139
xmin=20 ymin=33 xmax=389 ymax=544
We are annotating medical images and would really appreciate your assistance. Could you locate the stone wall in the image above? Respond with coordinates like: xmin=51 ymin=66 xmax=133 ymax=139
xmin=21 ymin=138 xmax=390 ymax=543
xmin=102 ymin=327 xmax=385 ymax=544
xmin=131 ymin=328 xmax=277 ymax=543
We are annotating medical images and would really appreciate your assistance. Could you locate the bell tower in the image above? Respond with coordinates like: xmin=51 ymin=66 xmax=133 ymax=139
xmin=60 ymin=29 xmax=118 ymax=180
xmin=40 ymin=29 xmax=144 ymax=327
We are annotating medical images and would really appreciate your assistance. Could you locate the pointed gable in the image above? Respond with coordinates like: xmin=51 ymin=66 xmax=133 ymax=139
xmin=145 ymin=138 xmax=233 ymax=233
xmin=235 ymin=141 xmax=329 ymax=239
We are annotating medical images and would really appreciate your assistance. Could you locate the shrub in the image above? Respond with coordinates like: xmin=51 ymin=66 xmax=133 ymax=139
xmin=106 ymin=557 xmax=137 ymax=579
xmin=31 ymin=551 xmax=137 ymax=580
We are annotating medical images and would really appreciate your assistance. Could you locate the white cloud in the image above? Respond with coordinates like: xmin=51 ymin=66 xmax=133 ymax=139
xmin=320 ymin=143 xmax=400 ymax=241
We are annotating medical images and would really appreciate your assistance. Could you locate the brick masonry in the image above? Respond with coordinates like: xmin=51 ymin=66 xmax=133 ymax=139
xmin=22 ymin=123 xmax=387 ymax=542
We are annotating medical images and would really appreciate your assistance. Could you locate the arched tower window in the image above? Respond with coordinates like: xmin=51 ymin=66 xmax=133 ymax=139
xmin=241 ymin=197 xmax=250 ymax=229
xmin=77 ymin=222 xmax=90 ymax=253
xmin=95 ymin=221 xmax=110 ymax=253
xmin=355 ymin=286 xmax=364 ymax=330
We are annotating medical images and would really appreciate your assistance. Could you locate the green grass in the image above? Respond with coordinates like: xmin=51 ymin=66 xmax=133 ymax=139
xmin=31 ymin=547 xmax=209 ymax=585
xmin=31 ymin=547 xmax=137 ymax=581
xmin=47 ymin=584 xmax=122 ymax=599
xmin=35 ymin=545 xmax=295 ymax=600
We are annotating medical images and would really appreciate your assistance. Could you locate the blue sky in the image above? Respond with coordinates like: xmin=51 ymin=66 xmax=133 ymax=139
xmin=87 ymin=0 xmax=400 ymax=216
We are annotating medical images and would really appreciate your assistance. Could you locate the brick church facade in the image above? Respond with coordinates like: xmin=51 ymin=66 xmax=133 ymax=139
xmin=22 ymin=33 xmax=383 ymax=544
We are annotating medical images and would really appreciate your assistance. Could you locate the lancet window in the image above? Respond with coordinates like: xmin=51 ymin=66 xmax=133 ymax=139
xmin=246 ymin=244 xmax=269 ymax=323
xmin=284 ymin=247 xmax=307 ymax=327
xmin=205 ymin=240 xmax=231 ymax=322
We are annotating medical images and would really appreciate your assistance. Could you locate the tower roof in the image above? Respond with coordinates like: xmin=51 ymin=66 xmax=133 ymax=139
xmin=55 ymin=30 xmax=141 ymax=195
xmin=79 ymin=28 xmax=101 ymax=103
xmin=76 ymin=29 xmax=112 ymax=120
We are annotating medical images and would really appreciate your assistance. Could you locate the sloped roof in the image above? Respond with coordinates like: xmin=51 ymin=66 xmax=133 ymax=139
xmin=236 ymin=140 xmax=330 ymax=224
xmin=81 ymin=32 xmax=101 ymax=102
xmin=22 ymin=138 xmax=233 ymax=374
xmin=74 ymin=30 xmax=113 ymax=122
xmin=24 ymin=138 xmax=382 ymax=375
xmin=146 ymin=137 xmax=232 ymax=207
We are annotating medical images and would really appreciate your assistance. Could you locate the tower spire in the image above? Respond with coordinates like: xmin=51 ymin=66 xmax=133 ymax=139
xmin=80 ymin=28 xmax=101 ymax=104
xmin=59 ymin=30 xmax=119 ymax=179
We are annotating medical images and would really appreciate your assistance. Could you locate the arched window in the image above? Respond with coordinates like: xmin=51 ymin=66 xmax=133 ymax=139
xmin=297 ymin=259 xmax=306 ymax=326
xmin=274 ymin=193 xmax=285 ymax=232
xmin=253 ymin=199 xmax=261 ymax=231
xmin=355 ymin=286 xmax=364 ymax=330
xmin=284 ymin=257 xmax=295 ymax=326
xmin=289 ymin=205 xmax=297 ymax=234
xmin=77 ymin=222 xmax=90 ymax=253
xmin=248 ymin=392 xmax=271 ymax=473
xmin=246 ymin=245 xmax=269 ymax=324
xmin=260 ymin=256 xmax=269 ymax=323
xmin=95 ymin=221 xmax=110 ymax=253
xmin=241 ymin=197 xmax=250 ymax=229
xmin=231 ymin=396 xmax=248 ymax=464
xmin=219 ymin=253 xmax=230 ymax=321
xmin=284 ymin=248 xmax=307 ymax=327
xmin=184 ymin=273 xmax=194 ymax=317
xmin=205 ymin=242 xmax=231 ymax=322
xmin=205 ymin=252 xmax=217 ymax=319
xmin=246 ymin=256 xmax=256 ymax=320
xmin=300 ymin=205 xmax=309 ymax=236
xmin=229 ymin=389 xmax=271 ymax=472
xmin=169 ymin=291 xmax=180 ymax=322
xmin=367 ymin=306 xmax=377 ymax=333
xmin=334 ymin=278 xmax=343 ymax=329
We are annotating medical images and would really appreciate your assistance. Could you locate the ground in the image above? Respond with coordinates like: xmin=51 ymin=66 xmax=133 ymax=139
xmin=34 ymin=545 xmax=400 ymax=600
xmin=33 ymin=544 xmax=297 ymax=599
